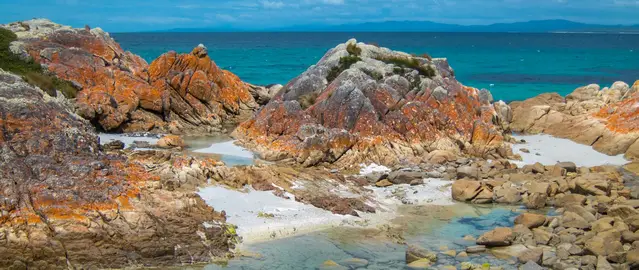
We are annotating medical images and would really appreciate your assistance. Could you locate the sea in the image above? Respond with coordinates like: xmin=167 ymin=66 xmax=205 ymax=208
xmin=112 ymin=32 xmax=639 ymax=102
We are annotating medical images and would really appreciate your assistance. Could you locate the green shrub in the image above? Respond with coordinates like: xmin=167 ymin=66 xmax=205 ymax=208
xmin=298 ymin=92 xmax=320 ymax=110
xmin=346 ymin=43 xmax=362 ymax=56
xmin=361 ymin=69 xmax=383 ymax=81
xmin=327 ymin=55 xmax=361 ymax=82
xmin=420 ymin=53 xmax=433 ymax=61
xmin=376 ymin=55 xmax=436 ymax=78
xmin=0 ymin=27 xmax=77 ymax=98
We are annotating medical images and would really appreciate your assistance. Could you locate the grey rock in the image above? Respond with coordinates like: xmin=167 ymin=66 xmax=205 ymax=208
xmin=388 ymin=171 xmax=423 ymax=184
xmin=520 ymin=261 xmax=544 ymax=270
xmin=456 ymin=166 xmax=478 ymax=179
xmin=466 ymin=245 xmax=486 ymax=253
xmin=557 ymin=162 xmax=577 ymax=173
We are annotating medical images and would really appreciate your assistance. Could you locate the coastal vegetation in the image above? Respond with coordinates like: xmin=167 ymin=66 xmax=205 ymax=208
xmin=326 ymin=54 xmax=362 ymax=82
xmin=0 ymin=27 xmax=77 ymax=98
xmin=377 ymin=55 xmax=436 ymax=78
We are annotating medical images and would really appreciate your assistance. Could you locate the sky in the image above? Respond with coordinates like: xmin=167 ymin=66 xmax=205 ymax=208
xmin=1 ymin=0 xmax=639 ymax=32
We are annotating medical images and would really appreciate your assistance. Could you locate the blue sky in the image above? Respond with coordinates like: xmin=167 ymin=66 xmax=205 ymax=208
xmin=2 ymin=0 xmax=639 ymax=32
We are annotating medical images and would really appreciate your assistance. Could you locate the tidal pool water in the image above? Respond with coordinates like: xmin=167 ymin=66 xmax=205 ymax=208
xmin=98 ymin=133 xmax=257 ymax=166
xmin=205 ymin=204 xmax=523 ymax=270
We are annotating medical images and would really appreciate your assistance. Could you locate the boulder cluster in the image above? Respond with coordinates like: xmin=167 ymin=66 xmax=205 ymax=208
xmin=0 ymin=70 xmax=237 ymax=268
xmin=451 ymin=157 xmax=639 ymax=269
xmin=0 ymin=19 xmax=276 ymax=134
xmin=234 ymin=39 xmax=516 ymax=167
xmin=510 ymin=81 xmax=639 ymax=159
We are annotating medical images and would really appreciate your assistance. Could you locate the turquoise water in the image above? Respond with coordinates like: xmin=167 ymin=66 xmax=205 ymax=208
xmin=205 ymin=204 xmax=522 ymax=270
xmin=113 ymin=32 xmax=639 ymax=102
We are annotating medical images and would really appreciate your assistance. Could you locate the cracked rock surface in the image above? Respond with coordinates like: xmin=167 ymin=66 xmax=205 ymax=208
xmin=0 ymin=70 xmax=234 ymax=269
xmin=234 ymin=39 xmax=516 ymax=166
xmin=1 ymin=19 xmax=263 ymax=134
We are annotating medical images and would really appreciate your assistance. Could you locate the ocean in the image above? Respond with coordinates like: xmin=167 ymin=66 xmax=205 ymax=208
xmin=112 ymin=32 xmax=639 ymax=102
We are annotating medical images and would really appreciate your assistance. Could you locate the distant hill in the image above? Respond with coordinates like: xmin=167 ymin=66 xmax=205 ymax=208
xmin=165 ymin=19 xmax=639 ymax=33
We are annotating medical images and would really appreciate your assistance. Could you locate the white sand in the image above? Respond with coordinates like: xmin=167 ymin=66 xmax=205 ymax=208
xmin=511 ymin=134 xmax=628 ymax=167
xmin=98 ymin=133 xmax=159 ymax=148
xmin=193 ymin=140 xmax=255 ymax=159
xmin=199 ymin=175 xmax=455 ymax=245
xmin=197 ymin=186 xmax=353 ymax=244
xmin=359 ymin=163 xmax=391 ymax=175
xmin=366 ymin=179 xmax=454 ymax=209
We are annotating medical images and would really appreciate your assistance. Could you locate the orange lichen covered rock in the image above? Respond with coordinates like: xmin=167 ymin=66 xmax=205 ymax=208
xmin=2 ymin=19 xmax=257 ymax=134
xmin=0 ymin=70 xmax=234 ymax=268
xmin=510 ymin=81 xmax=639 ymax=159
xmin=234 ymin=40 xmax=514 ymax=166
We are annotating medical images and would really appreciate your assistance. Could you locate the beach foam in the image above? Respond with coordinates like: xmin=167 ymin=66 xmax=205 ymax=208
xmin=511 ymin=134 xmax=628 ymax=167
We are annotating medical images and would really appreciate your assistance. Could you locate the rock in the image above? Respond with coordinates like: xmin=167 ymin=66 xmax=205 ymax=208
xmin=477 ymin=227 xmax=514 ymax=247
xmin=557 ymin=162 xmax=577 ymax=173
xmin=452 ymin=180 xmax=481 ymax=202
xmin=405 ymin=245 xmax=437 ymax=264
xmin=3 ymin=19 xmax=258 ymax=133
xmin=406 ymin=259 xmax=432 ymax=269
xmin=555 ymin=194 xmax=586 ymax=207
xmin=531 ymin=162 xmax=546 ymax=174
xmin=233 ymin=40 xmax=514 ymax=166
xmin=0 ymin=70 xmax=234 ymax=268
xmin=525 ymin=192 xmax=547 ymax=209
xmin=628 ymin=248 xmax=639 ymax=266
xmin=102 ymin=140 xmax=125 ymax=150
xmin=388 ymin=171 xmax=423 ymax=184
xmin=490 ymin=244 xmax=531 ymax=260
xmin=561 ymin=211 xmax=590 ymax=229
xmin=510 ymin=81 xmax=639 ymax=160
xmin=320 ymin=260 xmax=348 ymax=270
xmin=542 ymin=250 xmax=558 ymax=267
xmin=532 ymin=228 xmax=552 ymax=245
xmin=520 ymin=261 xmax=544 ymax=270
xmin=596 ymin=255 xmax=614 ymax=270
xmin=608 ymin=205 xmax=639 ymax=221
xmin=157 ymin=135 xmax=186 ymax=149
xmin=585 ymin=236 xmax=623 ymax=256
xmin=442 ymin=250 xmax=457 ymax=257
xmin=457 ymin=166 xmax=479 ymax=179
xmin=339 ymin=258 xmax=369 ymax=268
xmin=466 ymin=245 xmax=487 ymax=253
xmin=463 ymin=235 xmax=477 ymax=242
xmin=375 ymin=179 xmax=394 ymax=187
xmin=494 ymin=185 xmax=522 ymax=204
xmin=514 ymin=213 xmax=546 ymax=229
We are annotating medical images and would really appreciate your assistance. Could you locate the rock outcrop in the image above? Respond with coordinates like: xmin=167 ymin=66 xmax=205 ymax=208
xmin=234 ymin=39 xmax=515 ymax=166
xmin=1 ymin=19 xmax=260 ymax=134
xmin=510 ymin=80 xmax=639 ymax=159
xmin=0 ymin=70 xmax=235 ymax=268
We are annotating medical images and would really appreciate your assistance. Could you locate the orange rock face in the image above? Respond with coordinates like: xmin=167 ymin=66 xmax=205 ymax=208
xmin=0 ymin=70 xmax=233 ymax=268
xmin=6 ymin=20 xmax=256 ymax=134
xmin=234 ymin=40 xmax=513 ymax=166
xmin=510 ymin=81 xmax=639 ymax=159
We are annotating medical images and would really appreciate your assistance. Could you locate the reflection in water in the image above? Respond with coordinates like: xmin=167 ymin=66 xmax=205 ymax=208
xmin=98 ymin=133 xmax=257 ymax=166
xmin=205 ymin=204 xmax=522 ymax=270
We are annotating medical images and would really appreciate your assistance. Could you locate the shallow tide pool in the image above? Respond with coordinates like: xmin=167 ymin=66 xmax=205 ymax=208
xmin=205 ymin=204 xmax=523 ymax=270
xmin=98 ymin=133 xmax=257 ymax=166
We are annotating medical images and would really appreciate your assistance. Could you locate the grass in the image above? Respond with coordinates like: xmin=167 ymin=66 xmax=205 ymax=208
xmin=257 ymin=211 xmax=275 ymax=218
xmin=376 ymin=55 xmax=436 ymax=78
xmin=327 ymin=54 xmax=361 ymax=82
xmin=346 ymin=43 xmax=362 ymax=56
xmin=361 ymin=69 xmax=383 ymax=81
xmin=0 ymin=27 xmax=77 ymax=98
xmin=298 ymin=91 xmax=319 ymax=110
